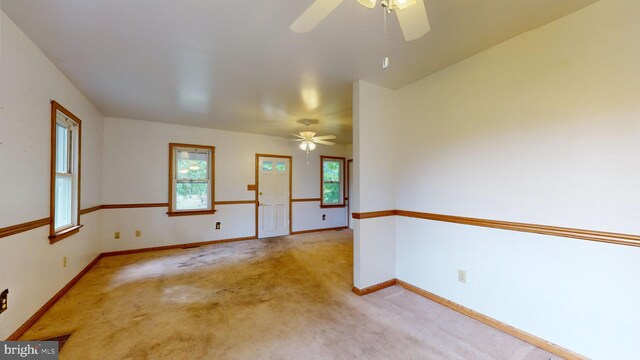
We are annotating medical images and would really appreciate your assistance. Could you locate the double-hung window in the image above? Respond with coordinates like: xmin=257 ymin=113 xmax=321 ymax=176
xmin=168 ymin=143 xmax=216 ymax=216
xmin=50 ymin=101 xmax=82 ymax=243
xmin=320 ymin=156 xmax=345 ymax=207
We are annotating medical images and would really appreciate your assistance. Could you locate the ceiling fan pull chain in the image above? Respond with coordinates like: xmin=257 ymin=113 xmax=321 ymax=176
xmin=383 ymin=5 xmax=390 ymax=69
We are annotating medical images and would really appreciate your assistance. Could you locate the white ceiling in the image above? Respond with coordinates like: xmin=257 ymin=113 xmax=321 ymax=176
xmin=1 ymin=0 xmax=597 ymax=143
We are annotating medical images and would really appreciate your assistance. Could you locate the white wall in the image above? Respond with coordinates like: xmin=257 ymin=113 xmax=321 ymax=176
xmin=0 ymin=10 xmax=103 ymax=340
xmin=345 ymin=144 xmax=353 ymax=160
xmin=0 ymin=6 xmax=351 ymax=337
xmin=291 ymin=150 xmax=350 ymax=232
xmin=390 ymin=0 xmax=640 ymax=358
xmin=101 ymin=117 xmax=348 ymax=251
xmin=292 ymin=202 xmax=347 ymax=233
xmin=352 ymin=81 xmax=396 ymax=288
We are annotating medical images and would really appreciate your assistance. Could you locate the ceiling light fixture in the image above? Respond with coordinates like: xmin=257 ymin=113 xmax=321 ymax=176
xmin=357 ymin=0 xmax=376 ymax=8
xmin=299 ymin=140 xmax=317 ymax=151
xmin=290 ymin=0 xmax=430 ymax=69
xmin=291 ymin=119 xmax=336 ymax=164
xmin=387 ymin=0 xmax=416 ymax=11
xmin=360 ymin=0 xmax=417 ymax=11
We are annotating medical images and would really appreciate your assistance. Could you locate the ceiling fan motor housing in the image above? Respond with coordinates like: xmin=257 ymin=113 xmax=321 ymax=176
xmin=379 ymin=0 xmax=417 ymax=11
xmin=300 ymin=131 xmax=316 ymax=140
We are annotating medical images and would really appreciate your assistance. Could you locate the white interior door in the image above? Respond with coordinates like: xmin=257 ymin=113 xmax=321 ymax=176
xmin=258 ymin=157 xmax=290 ymax=238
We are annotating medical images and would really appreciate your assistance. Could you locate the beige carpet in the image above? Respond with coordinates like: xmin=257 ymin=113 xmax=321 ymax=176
xmin=22 ymin=230 xmax=557 ymax=359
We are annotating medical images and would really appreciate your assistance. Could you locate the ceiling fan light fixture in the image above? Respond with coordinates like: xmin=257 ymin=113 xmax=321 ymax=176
xmin=299 ymin=140 xmax=317 ymax=151
xmin=300 ymin=131 xmax=316 ymax=140
xmin=357 ymin=0 xmax=377 ymax=9
xmin=290 ymin=0 xmax=430 ymax=44
xmin=292 ymin=119 xmax=335 ymax=157
xmin=390 ymin=0 xmax=416 ymax=11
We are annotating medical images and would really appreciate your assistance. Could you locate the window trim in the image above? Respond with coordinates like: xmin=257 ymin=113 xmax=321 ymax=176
xmin=167 ymin=143 xmax=216 ymax=217
xmin=320 ymin=155 xmax=346 ymax=208
xmin=49 ymin=101 xmax=83 ymax=244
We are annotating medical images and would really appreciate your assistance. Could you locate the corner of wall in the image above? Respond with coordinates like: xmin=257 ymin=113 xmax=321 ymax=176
xmin=352 ymin=80 xmax=399 ymax=288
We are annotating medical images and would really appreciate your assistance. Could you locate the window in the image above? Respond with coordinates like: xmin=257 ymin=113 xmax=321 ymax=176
xmin=320 ymin=156 xmax=345 ymax=207
xmin=50 ymin=101 xmax=82 ymax=243
xmin=168 ymin=143 xmax=216 ymax=216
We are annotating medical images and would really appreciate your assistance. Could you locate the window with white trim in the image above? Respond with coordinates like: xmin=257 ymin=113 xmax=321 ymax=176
xmin=168 ymin=143 xmax=216 ymax=216
xmin=50 ymin=101 xmax=82 ymax=243
xmin=321 ymin=156 xmax=345 ymax=207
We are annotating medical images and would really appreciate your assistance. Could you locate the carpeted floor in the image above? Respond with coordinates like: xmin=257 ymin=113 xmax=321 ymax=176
xmin=21 ymin=230 xmax=557 ymax=359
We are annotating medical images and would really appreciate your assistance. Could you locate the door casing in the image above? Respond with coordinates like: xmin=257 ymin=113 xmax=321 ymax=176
xmin=347 ymin=158 xmax=353 ymax=228
xmin=255 ymin=154 xmax=292 ymax=238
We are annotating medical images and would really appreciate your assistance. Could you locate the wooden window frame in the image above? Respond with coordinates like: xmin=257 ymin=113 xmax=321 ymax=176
xmin=167 ymin=143 xmax=216 ymax=217
xmin=320 ymin=156 xmax=346 ymax=208
xmin=49 ymin=101 xmax=83 ymax=244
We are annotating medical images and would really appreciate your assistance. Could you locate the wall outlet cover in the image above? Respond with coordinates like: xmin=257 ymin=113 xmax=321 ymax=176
xmin=458 ymin=269 xmax=467 ymax=283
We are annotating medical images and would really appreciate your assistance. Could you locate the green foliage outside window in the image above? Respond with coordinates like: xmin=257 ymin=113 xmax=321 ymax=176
xmin=323 ymin=160 xmax=342 ymax=204
xmin=176 ymin=158 xmax=208 ymax=209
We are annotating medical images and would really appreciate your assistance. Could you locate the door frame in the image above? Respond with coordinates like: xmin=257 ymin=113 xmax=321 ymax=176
xmin=346 ymin=158 xmax=353 ymax=228
xmin=255 ymin=153 xmax=293 ymax=238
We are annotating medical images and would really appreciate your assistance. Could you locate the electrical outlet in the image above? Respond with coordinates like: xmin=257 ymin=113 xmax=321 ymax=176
xmin=322 ymin=214 xmax=326 ymax=221
xmin=215 ymin=222 xmax=221 ymax=230
xmin=114 ymin=232 xmax=120 ymax=239
xmin=458 ymin=269 xmax=467 ymax=283
xmin=0 ymin=289 xmax=8 ymax=315
xmin=135 ymin=230 xmax=141 ymax=237
xmin=63 ymin=256 xmax=67 ymax=268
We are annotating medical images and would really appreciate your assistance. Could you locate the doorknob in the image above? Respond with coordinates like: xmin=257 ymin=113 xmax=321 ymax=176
xmin=258 ymin=202 xmax=263 ymax=206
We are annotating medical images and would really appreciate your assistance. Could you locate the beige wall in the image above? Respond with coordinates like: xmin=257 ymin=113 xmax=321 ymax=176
xmin=0 ymin=8 xmax=350 ymax=338
xmin=101 ymin=117 xmax=349 ymax=252
xmin=0 ymin=10 xmax=104 ymax=340
xmin=352 ymin=80 xmax=397 ymax=288
xmin=388 ymin=0 xmax=640 ymax=358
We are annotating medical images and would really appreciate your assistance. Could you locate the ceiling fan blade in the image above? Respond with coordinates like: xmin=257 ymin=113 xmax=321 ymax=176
xmin=395 ymin=0 xmax=430 ymax=41
xmin=290 ymin=0 xmax=344 ymax=33
xmin=314 ymin=140 xmax=335 ymax=146
xmin=291 ymin=133 xmax=305 ymax=139
xmin=313 ymin=135 xmax=336 ymax=140
xmin=289 ymin=139 xmax=305 ymax=141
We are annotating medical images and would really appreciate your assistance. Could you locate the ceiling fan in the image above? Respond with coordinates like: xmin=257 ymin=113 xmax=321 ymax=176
xmin=291 ymin=119 xmax=336 ymax=153
xmin=290 ymin=0 xmax=430 ymax=42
